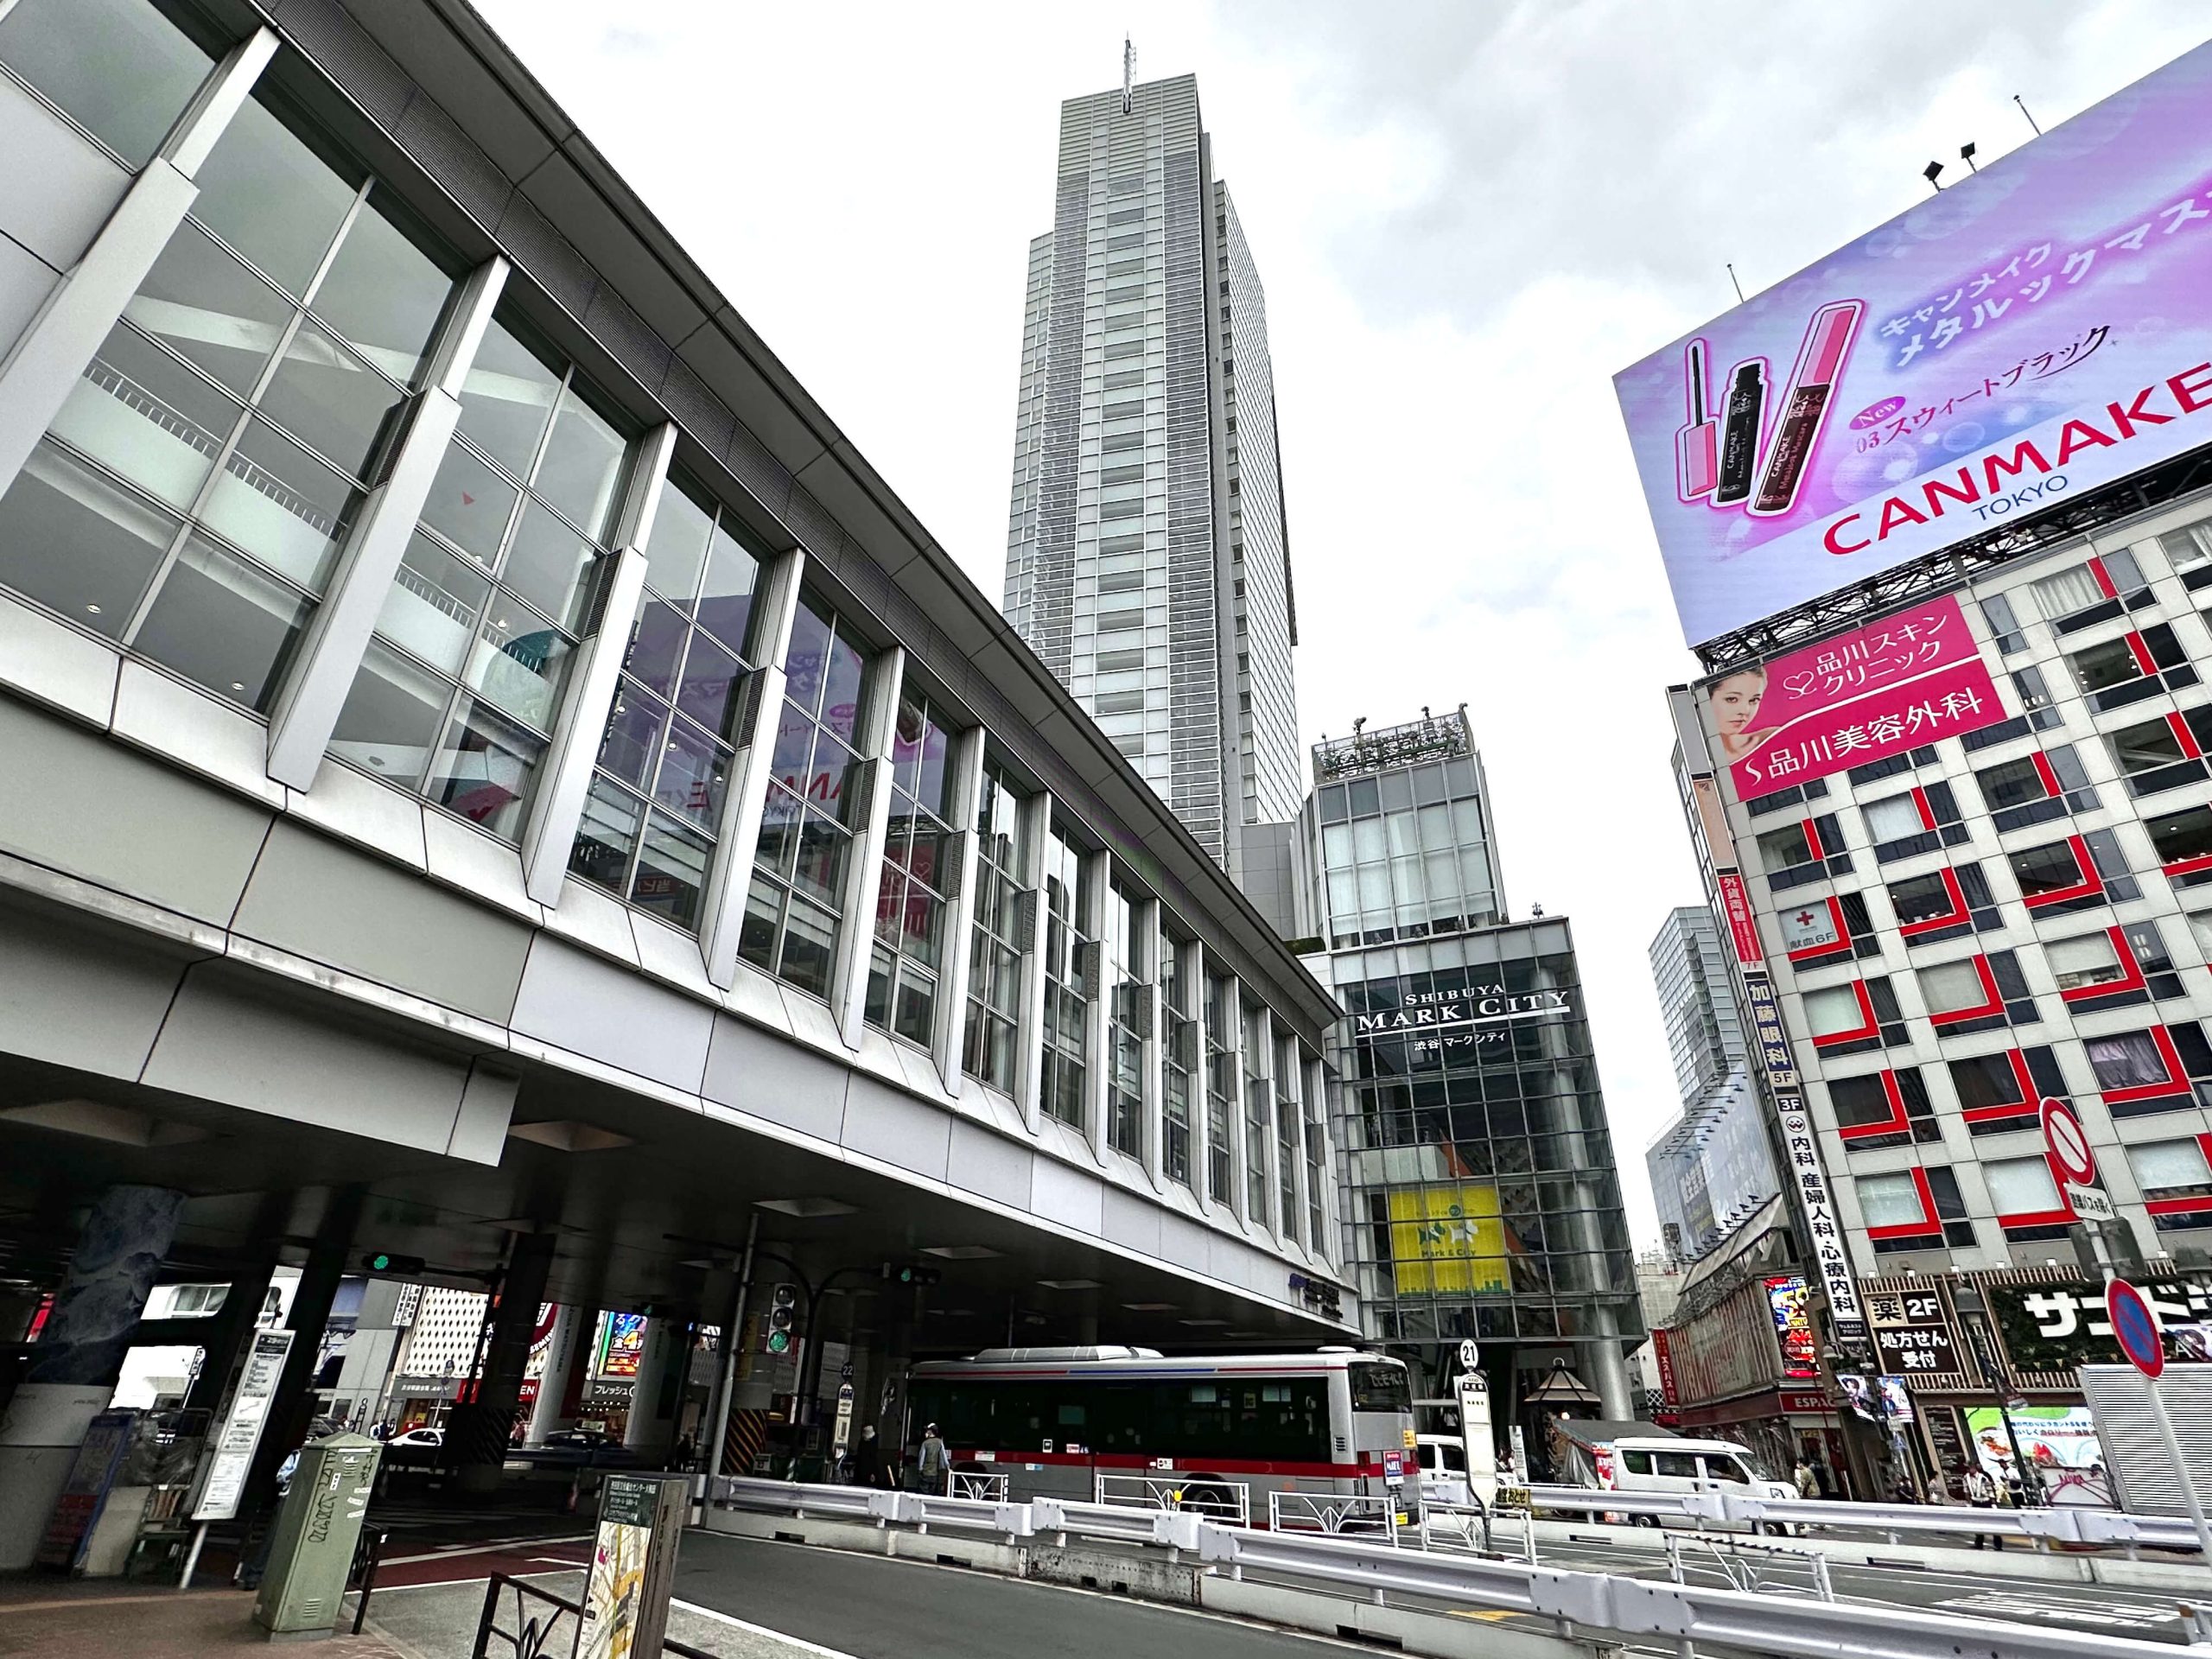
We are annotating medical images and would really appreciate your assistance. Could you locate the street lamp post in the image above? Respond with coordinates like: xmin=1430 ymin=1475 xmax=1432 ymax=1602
xmin=1949 ymin=1276 xmax=2033 ymax=1501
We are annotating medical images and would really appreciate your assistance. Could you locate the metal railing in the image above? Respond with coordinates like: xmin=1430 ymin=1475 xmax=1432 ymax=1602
xmin=949 ymin=1470 xmax=1009 ymax=1503
xmin=1093 ymin=1471 xmax=1251 ymax=1526
xmin=471 ymin=1572 xmax=716 ymax=1659
xmin=707 ymin=1473 xmax=2190 ymax=1659
xmin=1521 ymin=1483 xmax=2206 ymax=1554
xmin=1268 ymin=1488 xmax=1400 ymax=1540
xmin=1665 ymin=1530 xmax=1834 ymax=1602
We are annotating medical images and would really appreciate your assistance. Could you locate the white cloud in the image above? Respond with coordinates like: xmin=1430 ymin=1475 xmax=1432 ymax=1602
xmin=475 ymin=0 xmax=2212 ymax=1247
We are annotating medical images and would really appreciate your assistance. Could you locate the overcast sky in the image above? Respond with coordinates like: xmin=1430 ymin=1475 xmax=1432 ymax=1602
xmin=478 ymin=0 xmax=2209 ymax=1246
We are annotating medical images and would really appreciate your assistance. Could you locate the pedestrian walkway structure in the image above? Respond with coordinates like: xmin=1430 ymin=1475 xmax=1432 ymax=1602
xmin=0 ymin=0 xmax=1347 ymax=1567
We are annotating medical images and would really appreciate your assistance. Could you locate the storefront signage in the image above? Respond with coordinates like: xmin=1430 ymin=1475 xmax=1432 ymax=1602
xmin=1717 ymin=873 xmax=1764 ymax=965
xmin=1873 ymin=1322 xmax=1958 ymax=1376
xmin=1352 ymin=986 xmax=1573 ymax=1034
xmin=1651 ymin=1328 xmax=1678 ymax=1406
xmin=1764 ymin=1276 xmax=1819 ymax=1379
xmin=1777 ymin=1101 xmax=1866 ymax=1340
xmin=1743 ymin=976 xmax=1798 ymax=1089
xmin=1988 ymin=1275 xmax=2212 ymax=1372
xmin=194 ymin=1329 xmax=294 ymax=1522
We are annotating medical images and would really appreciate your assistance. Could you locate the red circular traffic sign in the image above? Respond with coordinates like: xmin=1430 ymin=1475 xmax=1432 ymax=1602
xmin=2107 ymin=1279 xmax=2165 ymax=1379
xmin=2041 ymin=1096 xmax=2098 ymax=1186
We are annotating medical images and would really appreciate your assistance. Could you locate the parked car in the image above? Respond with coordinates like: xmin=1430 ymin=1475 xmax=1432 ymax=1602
xmin=1414 ymin=1433 xmax=1473 ymax=1510
xmin=382 ymin=1426 xmax=444 ymax=1465
xmin=525 ymin=1428 xmax=639 ymax=1468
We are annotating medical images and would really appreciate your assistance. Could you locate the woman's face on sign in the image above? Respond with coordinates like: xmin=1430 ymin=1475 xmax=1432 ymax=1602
xmin=1712 ymin=672 xmax=1765 ymax=737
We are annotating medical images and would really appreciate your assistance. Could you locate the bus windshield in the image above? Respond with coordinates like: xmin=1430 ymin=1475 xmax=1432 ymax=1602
xmin=1348 ymin=1361 xmax=1411 ymax=1414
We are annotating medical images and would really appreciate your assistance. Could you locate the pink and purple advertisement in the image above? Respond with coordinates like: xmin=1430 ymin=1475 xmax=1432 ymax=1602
xmin=1707 ymin=594 xmax=2005 ymax=794
xmin=1617 ymin=41 xmax=2212 ymax=647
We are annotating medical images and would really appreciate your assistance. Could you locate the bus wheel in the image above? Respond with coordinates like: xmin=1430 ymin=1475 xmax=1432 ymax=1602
xmin=1181 ymin=1479 xmax=1237 ymax=1522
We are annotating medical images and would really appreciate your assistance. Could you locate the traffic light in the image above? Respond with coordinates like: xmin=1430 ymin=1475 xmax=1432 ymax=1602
xmin=360 ymin=1251 xmax=426 ymax=1276
xmin=764 ymin=1284 xmax=797 ymax=1355
xmin=893 ymin=1264 xmax=942 ymax=1287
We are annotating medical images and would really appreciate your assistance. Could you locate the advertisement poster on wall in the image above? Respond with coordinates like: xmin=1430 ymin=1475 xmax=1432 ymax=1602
xmin=1964 ymin=1405 xmax=2113 ymax=1507
xmin=601 ymin=1311 xmax=647 ymax=1379
xmin=1388 ymin=1185 xmax=1515 ymax=1295
xmin=1616 ymin=41 xmax=2212 ymax=646
xmin=1701 ymin=594 xmax=2005 ymax=796
xmin=1764 ymin=1275 xmax=1820 ymax=1379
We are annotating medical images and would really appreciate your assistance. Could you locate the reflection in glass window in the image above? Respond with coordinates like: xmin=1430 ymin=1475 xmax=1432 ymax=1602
xmin=2045 ymin=931 xmax=2125 ymax=991
xmin=1801 ymin=983 xmax=1867 ymax=1039
xmin=0 ymin=0 xmax=208 ymax=168
xmin=330 ymin=313 xmax=630 ymax=841
xmin=1755 ymin=823 xmax=1813 ymax=871
xmin=1274 ymin=1034 xmax=1301 ymax=1243
xmin=2149 ymin=806 xmax=2212 ymax=866
xmin=1160 ymin=931 xmax=1195 ymax=1187
xmin=1039 ymin=823 xmax=1093 ymax=1128
xmin=1306 ymin=1067 xmax=1328 ymax=1244
xmin=568 ymin=475 xmax=761 ymax=931
xmin=2129 ymin=1138 xmax=2212 ymax=1198
xmin=1103 ymin=881 xmax=1146 ymax=1158
xmin=1853 ymin=1172 xmax=1924 ymax=1230
xmin=2008 ymin=840 xmax=2085 ymax=898
xmin=1243 ymin=1003 xmax=1272 ymax=1224
xmin=866 ymin=686 xmax=957 ymax=1045
xmin=961 ymin=761 xmax=1027 ymax=1092
xmin=738 ymin=596 xmax=874 ymax=997
xmin=1916 ymin=958 xmax=1989 ymax=1017
xmin=1983 ymin=1155 xmax=2060 ymax=1216
xmin=0 ymin=90 xmax=458 ymax=712
xmin=1205 ymin=974 xmax=1236 ymax=1204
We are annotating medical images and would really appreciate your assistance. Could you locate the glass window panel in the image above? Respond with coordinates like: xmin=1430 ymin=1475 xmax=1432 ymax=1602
xmin=874 ymin=868 xmax=908 ymax=947
xmin=817 ymin=740 xmax=866 ymax=828
xmin=779 ymin=899 xmax=837 ymax=995
xmin=1916 ymin=959 xmax=1987 ymax=1014
xmin=458 ymin=319 xmax=562 ymax=479
xmin=643 ymin=479 xmax=714 ymax=603
xmin=900 ymin=823 xmax=951 ymax=892
xmin=1351 ymin=816 xmax=1387 ymax=861
xmin=791 ymin=814 xmax=848 ymax=905
xmin=692 ymin=522 xmax=760 ymax=651
xmin=2031 ymin=563 xmax=2104 ymax=619
xmin=595 ymin=683 xmax=668 ymax=791
xmin=0 ymin=440 xmax=176 ymax=634
xmin=893 ymin=972 xmax=934 ymax=1046
xmin=569 ymin=779 xmax=643 ymax=896
xmin=753 ymin=788 xmax=803 ymax=881
xmin=651 ymin=720 xmax=728 ymax=827
xmin=255 ymin=325 xmax=404 ymax=481
xmin=674 ymin=632 xmax=745 ymax=741
xmin=2087 ymin=1031 xmax=2171 ymax=1090
xmin=192 ymin=97 xmax=357 ymax=297
xmin=1948 ymin=1054 xmax=2024 ymax=1110
xmin=426 ymin=694 xmax=543 ymax=839
xmin=60 ymin=325 xmax=238 ymax=511
xmin=127 ymin=226 xmax=294 ymax=395
xmin=2009 ymin=841 xmax=2083 ymax=896
xmin=1862 ymin=795 xmax=1922 ymax=841
xmin=464 ymin=609 xmax=574 ymax=732
xmin=2046 ymin=932 xmax=2124 ymax=989
xmin=623 ymin=598 xmax=688 ymax=700
xmin=330 ymin=637 xmax=447 ymax=784
xmin=132 ymin=532 xmax=309 ymax=709
xmin=499 ymin=499 xmax=603 ymax=632
xmin=2111 ymin=719 xmax=2186 ymax=773
xmin=631 ymin=812 xmax=710 ymax=931
xmin=378 ymin=532 xmax=489 ymax=673
xmin=419 ymin=442 xmax=517 ymax=563
xmin=737 ymin=883 xmax=781 ymax=969
xmin=1854 ymin=1172 xmax=1924 ymax=1229
xmin=2071 ymin=638 xmax=2140 ymax=694
xmin=1801 ymin=983 xmax=1866 ymax=1038
xmin=769 ymin=700 xmax=815 ymax=778
xmin=1984 ymin=1156 xmax=2060 ymax=1215
xmin=0 ymin=0 xmax=209 ymax=168
xmin=819 ymin=624 xmax=866 ymax=745
xmin=2129 ymin=1139 xmax=2211 ymax=1192
xmin=901 ymin=889 xmax=943 ymax=966
xmin=531 ymin=385 xmax=626 ymax=536
xmin=199 ymin=419 xmax=354 ymax=592
xmin=305 ymin=195 xmax=452 ymax=383
xmin=784 ymin=599 xmax=832 ymax=701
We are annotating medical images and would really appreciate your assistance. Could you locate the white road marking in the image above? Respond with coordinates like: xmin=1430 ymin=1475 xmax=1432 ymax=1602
xmin=674 ymin=1601 xmax=865 ymax=1659
xmin=1936 ymin=1588 xmax=2179 ymax=1628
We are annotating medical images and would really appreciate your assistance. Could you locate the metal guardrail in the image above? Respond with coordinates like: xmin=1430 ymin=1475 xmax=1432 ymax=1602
xmin=1665 ymin=1531 xmax=1834 ymax=1602
xmin=470 ymin=1572 xmax=717 ymax=1659
xmin=1268 ymin=1489 xmax=1400 ymax=1539
xmin=949 ymin=1470 xmax=1009 ymax=1503
xmin=709 ymin=1474 xmax=2191 ymax=1659
xmin=1521 ymin=1483 xmax=2206 ymax=1554
xmin=1094 ymin=1471 xmax=1251 ymax=1526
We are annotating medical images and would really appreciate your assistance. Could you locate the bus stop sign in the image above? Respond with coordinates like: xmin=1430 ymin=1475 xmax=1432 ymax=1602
xmin=2107 ymin=1278 xmax=2164 ymax=1379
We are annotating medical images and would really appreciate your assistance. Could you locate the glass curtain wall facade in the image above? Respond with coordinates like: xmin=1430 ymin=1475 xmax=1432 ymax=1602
xmin=867 ymin=688 xmax=955 ymax=1045
xmin=1039 ymin=822 xmax=1093 ymax=1127
xmin=1160 ymin=931 xmax=1196 ymax=1186
xmin=962 ymin=761 xmax=1028 ymax=1090
xmin=0 ymin=89 xmax=460 ymax=716
xmin=1300 ymin=709 xmax=1640 ymax=1417
xmin=1001 ymin=73 xmax=1300 ymax=874
xmin=1104 ymin=880 xmax=1146 ymax=1157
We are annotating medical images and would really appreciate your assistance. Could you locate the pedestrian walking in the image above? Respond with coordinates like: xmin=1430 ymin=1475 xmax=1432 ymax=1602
xmin=918 ymin=1421 xmax=950 ymax=1494
xmin=1963 ymin=1464 xmax=2002 ymax=1550
xmin=1924 ymin=1465 xmax=1951 ymax=1506
xmin=851 ymin=1425 xmax=886 ymax=1488
xmin=1793 ymin=1454 xmax=1817 ymax=1498
xmin=1808 ymin=1452 xmax=1836 ymax=1498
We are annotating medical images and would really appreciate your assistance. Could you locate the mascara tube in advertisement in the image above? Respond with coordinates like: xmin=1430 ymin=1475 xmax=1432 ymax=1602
xmin=1751 ymin=301 xmax=1864 ymax=517
xmin=1675 ymin=339 xmax=1719 ymax=500
xmin=1715 ymin=360 xmax=1764 ymax=505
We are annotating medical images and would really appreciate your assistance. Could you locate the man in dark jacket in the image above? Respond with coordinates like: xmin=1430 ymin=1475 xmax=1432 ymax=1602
xmin=851 ymin=1425 xmax=886 ymax=1488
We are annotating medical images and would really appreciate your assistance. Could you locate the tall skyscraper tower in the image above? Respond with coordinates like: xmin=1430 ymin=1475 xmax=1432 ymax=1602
xmin=1002 ymin=68 xmax=1301 ymax=874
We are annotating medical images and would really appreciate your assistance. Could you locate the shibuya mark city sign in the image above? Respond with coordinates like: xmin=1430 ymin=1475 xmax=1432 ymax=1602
xmin=1615 ymin=40 xmax=2212 ymax=646
xmin=1353 ymin=987 xmax=1572 ymax=1035
xmin=1704 ymin=594 xmax=2005 ymax=793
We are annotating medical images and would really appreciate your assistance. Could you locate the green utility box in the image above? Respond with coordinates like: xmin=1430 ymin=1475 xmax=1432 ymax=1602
xmin=251 ymin=1433 xmax=382 ymax=1638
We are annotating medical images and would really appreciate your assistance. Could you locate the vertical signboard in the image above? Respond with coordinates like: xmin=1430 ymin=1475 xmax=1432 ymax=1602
xmin=1776 ymin=1096 xmax=1866 ymax=1341
xmin=581 ymin=1473 xmax=685 ymax=1659
xmin=1716 ymin=872 xmax=1764 ymax=965
xmin=194 ymin=1329 xmax=294 ymax=1521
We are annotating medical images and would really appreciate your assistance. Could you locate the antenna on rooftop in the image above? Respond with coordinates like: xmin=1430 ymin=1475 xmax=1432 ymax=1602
xmin=1122 ymin=36 xmax=1135 ymax=114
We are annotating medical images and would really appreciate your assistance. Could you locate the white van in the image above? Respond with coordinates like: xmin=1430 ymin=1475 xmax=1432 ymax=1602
xmin=1605 ymin=1436 xmax=1795 ymax=1504
xmin=1414 ymin=1433 xmax=1471 ymax=1509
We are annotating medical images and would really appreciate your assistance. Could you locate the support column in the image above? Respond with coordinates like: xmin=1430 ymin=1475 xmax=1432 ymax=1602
xmin=520 ymin=423 xmax=679 ymax=903
xmin=524 ymin=1303 xmax=589 ymax=1445
xmin=0 ymin=30 xmax=276 ymax=499
xmin=264 ymin=256 xmax=508 ymax=787
xmin=1580 ymin=1306 xmax=1635 ymax=1423
xmin=244 ymin=1187 xmax=364 ymax=1517
xmin=702 ymin=548 xmax=806 ymax=987
xmin=455 ymin=1230 xmax=556 ymax=1491
xmin=622 ymin=1315 xmax=687 ymax=1464
xmin=1012 ymin=790 xmax=1054 ymax=1131
xmin=834 ymin=645 xmax=906 ymax=1046
xmin=930 ymin=725 xmax=988 ymax=1091
xmin=0 ymin=1185 xmax=184 ymax=1570
xmin=181 ymin=1255 xmax=278 ymax=1420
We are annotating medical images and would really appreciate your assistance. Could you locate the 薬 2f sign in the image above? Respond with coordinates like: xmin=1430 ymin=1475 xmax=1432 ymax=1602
xmin=1703 ymin=594 xmax=2005 ymax=794
xmin=1614 ymin=40 xmax=2212 ymax=648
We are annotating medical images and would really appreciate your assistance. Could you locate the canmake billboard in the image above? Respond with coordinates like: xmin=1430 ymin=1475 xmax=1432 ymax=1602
xmin=1617 ymin=40 xmax=2212 ymax=649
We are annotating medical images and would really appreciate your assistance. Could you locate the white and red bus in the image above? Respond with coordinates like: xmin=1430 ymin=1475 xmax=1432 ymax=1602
xmin=906 ymin=1346 xmax=1418 ymax=1517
